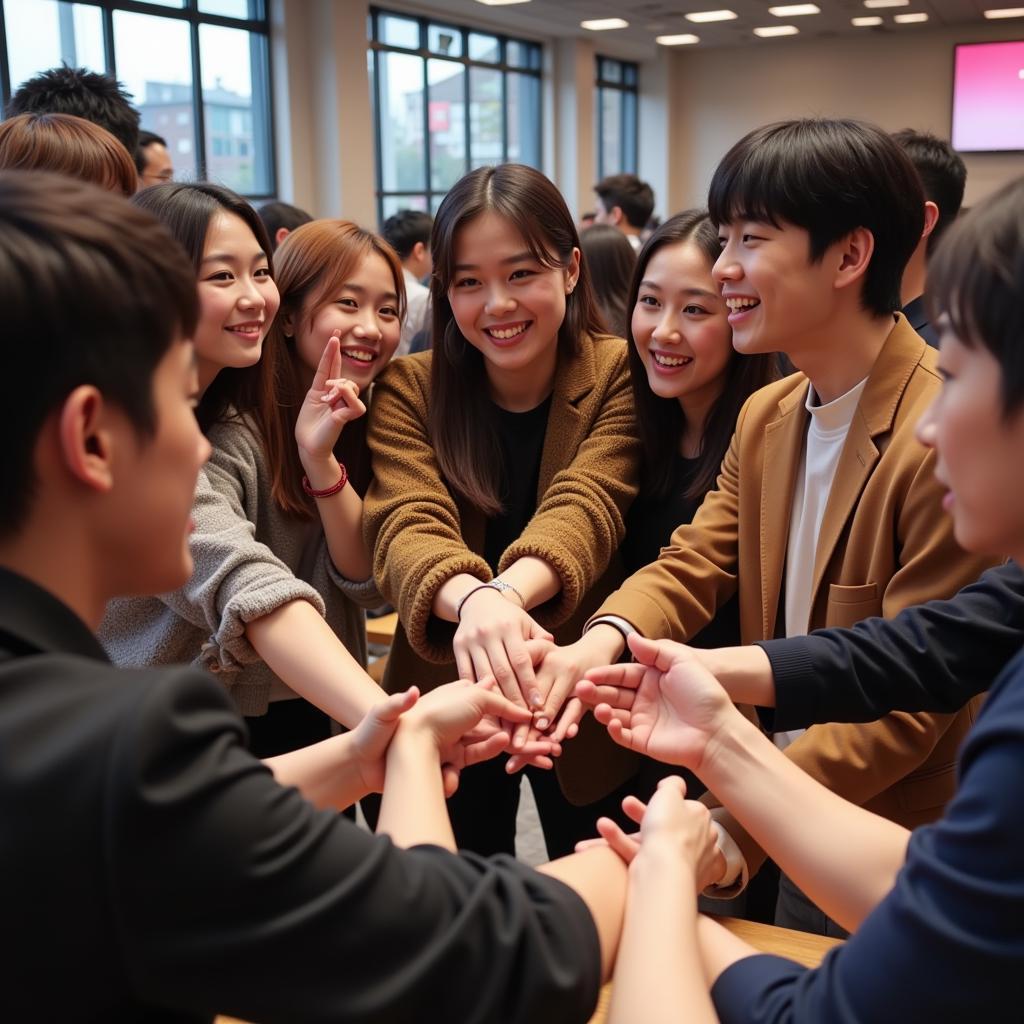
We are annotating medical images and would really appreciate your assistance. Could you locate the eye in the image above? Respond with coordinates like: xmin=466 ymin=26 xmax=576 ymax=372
xmin=683 ymin=304 xmax=708 ymax=316
xmin=335 ymin=297 xmax=358 ymax=308
xmin=453 ymin=276 xmax=479 ymax=288
xmin=206 ymin=270 xmax=233 ymax=282
xmin=255 ymin=266 xmax=271 ymax=279
xmin=379 ymin=305 xmax=399 ymax=318
xmin=637 ymin=295 xmax=660 ymax=308
xmin=510 ymin=268 xmax=535 ymax=281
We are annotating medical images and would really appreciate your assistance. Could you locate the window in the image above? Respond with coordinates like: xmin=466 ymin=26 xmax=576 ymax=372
xmin=595 ymin=56 xmax=638 ymax=180
xmin=0 ymin=0 xmax=274 ymax=197
xmin=369 ymin=7 xmax=542 ymax=224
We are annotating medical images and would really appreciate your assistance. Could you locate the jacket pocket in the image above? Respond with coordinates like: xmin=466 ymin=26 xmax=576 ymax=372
xmin=825 ymin=582 xmax=881 ymax=630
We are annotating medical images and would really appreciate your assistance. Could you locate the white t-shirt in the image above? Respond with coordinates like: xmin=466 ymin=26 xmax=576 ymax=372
xmin=398 ymin=268 xmax=430 ymax=357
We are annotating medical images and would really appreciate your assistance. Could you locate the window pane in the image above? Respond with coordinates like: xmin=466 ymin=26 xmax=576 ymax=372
xmin=428 ymin=24 xmax=462 ymax=58
xmin=114 ymin=9 xmax=197 ymax=180
xmin=428 ymin=59 xmax=466 ymax=191
xmin=469 ymin=32 xmax=499 ymax=63
xmin=199 ymin=23 xmax=272 ymax=194
xmin=469 ymin=66 xmax=502 ymax=169
xmin=430 ymin=193 xmax=446 ymax=215
xmin=599 ymin=87 xmax=623 ymax=178
xmin=381 ymin=194 xmax=428 ymax=222
xmin=5 ymin=0 xmax=105 ymax=95
xmin=378 ymin=51 xmax=426 ymax=193
xmin=199 ymin=0 xmax=264 ymax=17
xmin=622 ymin=90 xmax=637 ymax=173
xmin=623 ymin=62 xmax=638 ymax=86
xmin=600 ymin=58 xmax=621 ymax=84
xmin=506 ymin=71 xmax=540 ymax=167
xmin=379 ymin=13 xmax=419 ymax=49
xmin=507 ymin=40 xmax=540 ymax=70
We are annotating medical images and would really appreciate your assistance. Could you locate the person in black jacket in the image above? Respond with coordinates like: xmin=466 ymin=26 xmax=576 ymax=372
xmin=0 ymin=170 xmax=654 ymax=1024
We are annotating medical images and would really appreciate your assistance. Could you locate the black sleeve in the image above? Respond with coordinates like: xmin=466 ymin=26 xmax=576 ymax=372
xmin=756 ymin=562 xmax=1024 ymax=731
xmin=107 ymin=670 xmax=601 ymax=1024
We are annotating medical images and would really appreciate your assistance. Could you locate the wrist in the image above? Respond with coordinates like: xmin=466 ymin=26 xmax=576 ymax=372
xmin=579 ymin=623 xmax=626 ymax=665
xmin=701 ymin=645 xmax=776 ymax=706
xmin=388 ymin=718 xmax=441 ymax=763
xmin=299 ymin=453 xmax=341 ymax=486
xmin=632 ymin=839 xmax=698 ymax=881
xmin=701 ymin=708 xmax=760 ymax=786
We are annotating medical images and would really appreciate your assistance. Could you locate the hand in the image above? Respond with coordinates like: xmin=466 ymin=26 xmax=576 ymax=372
xmin=294 ymin=332 xmax=367 ymax=464
xmin=348 ymin=687 xmax=420 ymax=793
xmin=452 ymin=586 xmax=553 ymax=740
xmin=575 ymin=634 xmax=735 ymax=772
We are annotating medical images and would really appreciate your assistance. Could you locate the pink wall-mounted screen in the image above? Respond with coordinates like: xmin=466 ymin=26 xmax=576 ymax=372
xmin=952 ymin=41 xmax=1024 ymax=152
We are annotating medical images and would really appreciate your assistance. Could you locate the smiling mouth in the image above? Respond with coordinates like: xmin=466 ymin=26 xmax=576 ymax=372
xmin=225 ymin=321 xmax=263 ymax=336
xmin=484 ymin=321 xmax=530 ymax=341
xmin=724 ymin=297 xmax=760 ymax=313
xmin=652 ymin=352 xmax=693 ymax=368
xmin=341 ymin=346 xmax=378 ymax=364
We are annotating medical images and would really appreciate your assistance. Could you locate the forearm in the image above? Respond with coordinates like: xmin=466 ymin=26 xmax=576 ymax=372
xmin=697 ymin=645 xmax=777 ymax=707
xmin=609 ymin=845 xmax=715 ymax=1024
xmin=262 ymin=733 xmax=368 ymax=810
xmin=246 ymin=599 xmax=385 ymax=727
xmin=378 ymin=726 xmax=456 ymax=851
xmin=500 ymin=555 xmax=562 ymax=610
xmin=703 ymin=711 xmax=910 ymax=931
xmin=539 ymin=846 xmax=628 ymax=982
xmin=301 ymin=454 xmax=373 ymax=582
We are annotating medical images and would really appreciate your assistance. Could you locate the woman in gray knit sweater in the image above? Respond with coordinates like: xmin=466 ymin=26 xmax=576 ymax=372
xmin=100 ymin=185 xmax=400 ymax=756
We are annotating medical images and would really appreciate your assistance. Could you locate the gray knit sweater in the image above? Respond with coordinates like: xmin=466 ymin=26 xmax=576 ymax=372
xmin=99 ymin=413 xmax=380 ymax=716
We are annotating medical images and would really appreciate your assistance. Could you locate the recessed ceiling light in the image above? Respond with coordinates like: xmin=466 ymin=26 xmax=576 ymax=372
xmin=685 ymin=9 xmax=738 ymax=22
xmin=656 ymin=33 xmax=701 ymax=44
xmin=475 ymin=0 xmax=531 ymax=5
xmin=894 ymin=11 xmax=928 ymax=21
xmin=768 ymin=3 xmax=820 ymax=14
xmin=580 ymin=17 xmax=629 ymax=30
xmin=864 ymin=0 xmax=908 ymax=7
xmin=984 ymin=6 xmax=1024 ymax=16
xmin=754 ymin=24 xmax=799 ymax=35
xmin=852 ymin=15 xmax=883 ymax=24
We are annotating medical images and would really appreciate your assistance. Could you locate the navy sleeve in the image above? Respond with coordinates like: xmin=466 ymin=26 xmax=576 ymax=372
xmin=710 ymin=650 xmax=1024 ymax=1024
xmin=106 ymin=669 xmax=601 ymax=1024
xmin=756 ymin=562 xmax=1023 ymax=731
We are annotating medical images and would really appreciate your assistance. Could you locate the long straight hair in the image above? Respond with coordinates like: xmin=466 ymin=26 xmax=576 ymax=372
xmin=131 ymin=181 xmax=275 ymax=433
xmin=627 ymin=210 xmax=778 ymax=499
xmin=429 ymin=163 xmax=607 ymax=517
xmin=257 ymin=219 xmax=406 ymax=517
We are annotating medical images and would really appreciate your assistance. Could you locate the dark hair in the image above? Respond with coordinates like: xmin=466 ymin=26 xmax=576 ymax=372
xmin=430 ymin=163 xmax=606 ymax=516
xmin=580 ymin=223 xmax=637 ymax=337
xmin=891 ymin=129 xmax=967 ymax=255
xmin=260 ymin=219 xmax=406 ymax=516
xmin=628 ymin=210 xmax=778 ymax=499
xmin=708 ymin=118 xmax=924 ymax=317
xmin=7 ymin=65 xmax=140 ymax=155
xmin=594 ymin=173 xmax=655 ymax=230
xmin=133 ymin=182 xmax=275 ymax=431
xmin=135 ymin=129 xmax=167 ymax=174
xmin=0 ymin=112 xmax=137 ymax=196
xmin=0 ymin=171 xmax=197 ymax=538
xmin=927 ymin=175 xmax=1024 ymax=416
xmin=382 ymin=209 xmax=434 ymax=259
xmin=257 ymin=200 xmax=313 ymax=251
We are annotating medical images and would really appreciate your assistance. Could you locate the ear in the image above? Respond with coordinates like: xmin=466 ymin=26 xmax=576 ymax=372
xmin=610 ymin=206 xmax=625 ymax=227
xmin=57 ymin=386 xmax=120 ymax=495
xmin=412 ymin=240 xmax=427 ymax=262
xmin=920 ymin=200 xmax=940 ymax=241
xmin=834 ymin=226 xmax=875 ymax=294
xmin=281 ymin=311 xmax=295 ymax=338
xmin=565 ymin=247 xmax=581 ymax=294
xmin=275 ymin=226 xmax=290 ymax=246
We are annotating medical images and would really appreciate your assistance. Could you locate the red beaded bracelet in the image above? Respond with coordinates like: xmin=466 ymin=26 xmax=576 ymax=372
xmin=302 ymin=463 xmax=348 ymax=498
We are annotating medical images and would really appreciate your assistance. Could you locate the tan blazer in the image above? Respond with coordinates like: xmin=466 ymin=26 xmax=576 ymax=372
xmin=592 ymin=316 xmax=997 ymax=856
xmin=365 ymin=335 xmax=642 ymax=803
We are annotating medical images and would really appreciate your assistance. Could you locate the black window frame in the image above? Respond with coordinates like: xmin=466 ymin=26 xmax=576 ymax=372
xmin=595 ymin=54 xmax=638 ymax=181
xmin=369 ymin=5 xmax=543 ymax=226
xmin=0 ymin=0 xmax=276 ymax=199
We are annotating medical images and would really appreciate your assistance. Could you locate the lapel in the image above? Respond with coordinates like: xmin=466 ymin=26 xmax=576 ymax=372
xmin=809 ymin=315 xmax=926 ymax=601
xmin=760 ymin=383 xmax=809 ymax=640
xmin=536 ymin=335 xmax=599 ymax=499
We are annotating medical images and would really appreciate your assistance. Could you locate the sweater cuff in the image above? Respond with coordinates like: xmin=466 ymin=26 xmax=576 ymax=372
xmin=325 ymin=559 xmax=385 ymax=611
xmin=498 ymin=539 xmax=582 ymax=628
xmin=711 ymin=954 xmax=807 ymax=1024
xmin=754 ymin=638 xmax=819 ymax=732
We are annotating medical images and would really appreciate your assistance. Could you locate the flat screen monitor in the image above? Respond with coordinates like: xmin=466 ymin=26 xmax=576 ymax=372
xmin=952 ymin=40 xmax=1024 ymax=152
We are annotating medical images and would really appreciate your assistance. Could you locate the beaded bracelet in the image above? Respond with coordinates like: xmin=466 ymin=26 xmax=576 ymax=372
xmin=302 ymin=463 xmax=348 ymax=498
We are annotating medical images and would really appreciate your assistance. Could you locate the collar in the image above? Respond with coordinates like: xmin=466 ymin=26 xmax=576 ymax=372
xmin=902 ymin=295 xmax=928 ymax=331
xmin=0 ymin=568 xmax=109 ymax=662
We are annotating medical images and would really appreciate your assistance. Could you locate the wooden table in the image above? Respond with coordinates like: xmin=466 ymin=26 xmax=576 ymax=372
xmin=366 ymin=611 xmax=398 ymax=646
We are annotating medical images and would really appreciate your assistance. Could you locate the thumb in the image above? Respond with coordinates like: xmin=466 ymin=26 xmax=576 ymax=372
xmin=372 ymin=686 xmax=419 ymax=724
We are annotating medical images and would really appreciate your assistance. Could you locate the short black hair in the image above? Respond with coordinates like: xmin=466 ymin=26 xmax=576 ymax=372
xmin=928 ymin=175 xmax=1024 ymax=415
xmin=0 ymin=171 xmax=197 ymax=538
xmin=7 ymin=65 xmax=140 ymax=156
xmin=708 ymin=118 xmax=924 ymax=317
xmin=135 ymin=129 xmax=167 ymax=174
xmin=381 ymin=209 xmax=434 ymax=259
xmin=891 ymin=129 xmax=967 ymax=255
xmin=258 ymin=200 xmax=313 ymax=251
xmin=594 ymin=173 xmax=655 ymax=230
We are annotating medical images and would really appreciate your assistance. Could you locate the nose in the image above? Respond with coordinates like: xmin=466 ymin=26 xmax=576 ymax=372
xmin=651 ymin=308 xmax=680 ymax=344
xmin=915 ymin=397 xmax=938 ymax=450
xmin=197 ymin=430 xmax=212 ymax=467
xmin=352 ymin=308 xmax=383 ymax=341
xmin=237 ymin=274 xmax=266 ymax=311
xmin=484 ymin=285 xmax=516 ymax=317
xmin=712 ymin=245 xmax=740 ymax=285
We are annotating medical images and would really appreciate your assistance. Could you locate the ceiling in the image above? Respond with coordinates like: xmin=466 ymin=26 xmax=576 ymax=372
xmin=389 ymin=0 xmax=1016 ymax=56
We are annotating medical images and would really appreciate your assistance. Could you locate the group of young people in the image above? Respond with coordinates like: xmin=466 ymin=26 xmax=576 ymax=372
xmin=2 ymin=60 xmax=1023 ymax=1023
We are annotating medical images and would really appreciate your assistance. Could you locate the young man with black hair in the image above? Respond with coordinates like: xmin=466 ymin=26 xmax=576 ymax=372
xmin=892 ymin=128 xmax=967 ymax=347
xmin=538 ymin=118 xmax=995 ymax=935
xmin=0 ymin=170 xmax=634 ymax=1023
xmin=257 ymin=198 xmax=313 ymax=251
xmin=381 ymin=208 xmax=434 ymax=355
xmin=135 ymin=128 xmax=173 ymax=188
xmin=6 ymin=63 xmax=140 ymax=155
xmin=593 ymin=173 xmax=654 ymax=253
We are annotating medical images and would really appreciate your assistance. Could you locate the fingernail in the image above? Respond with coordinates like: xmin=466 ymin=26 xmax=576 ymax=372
xmin=529 ymin=691 xmax=543 ymax=707
xmin=536 ymin=717 xmax=549 ymax=731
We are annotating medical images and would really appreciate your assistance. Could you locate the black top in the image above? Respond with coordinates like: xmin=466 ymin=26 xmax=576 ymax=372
xmin=622 ymin=453 xmax=741 ymax=651
xmin=484 ymin=395 xmax=553 ymax=573
xmin=0 ymin=567 xmax=601 ymax=1023
xmin=757 ymin=561 xmax=1024 ymax=731
xmin=902 ymin=295 xmax=938 ymax=349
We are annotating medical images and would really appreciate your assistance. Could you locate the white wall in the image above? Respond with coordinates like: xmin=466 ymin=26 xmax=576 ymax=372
xmin=664 ymin=22 xmax=1024 ymax=212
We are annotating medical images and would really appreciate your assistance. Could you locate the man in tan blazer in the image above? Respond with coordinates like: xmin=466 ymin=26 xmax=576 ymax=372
xmin=539 ymin=118 xmax=996 ymax=934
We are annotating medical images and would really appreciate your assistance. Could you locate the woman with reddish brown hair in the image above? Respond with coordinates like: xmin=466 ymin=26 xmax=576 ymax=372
xmin=0 ymin=111 xmax=137 ymax=196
